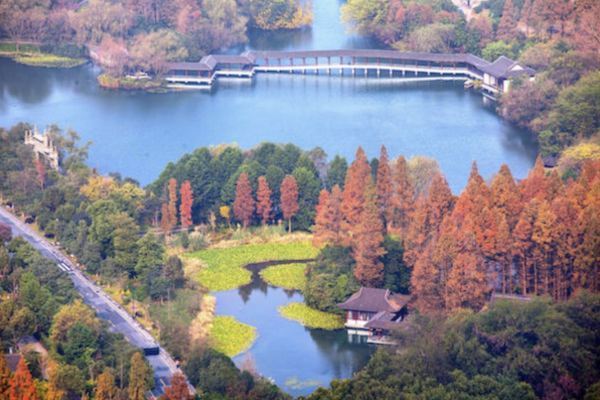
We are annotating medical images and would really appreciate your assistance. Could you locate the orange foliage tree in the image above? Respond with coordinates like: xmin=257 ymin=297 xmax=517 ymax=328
xmin=280 ymin=175 xmax=299 ymax=233
xmin=161 ymin=372 xmax=193 ymax=400
xmin=9 ymin=358 xmax=38 ymax=400
xmin=179 ymin=180 xmax=193 ymax=229
xmin=313 ymin=185 xmax=344 ymax=247
xmin=353 ymin=185 xmax=385 ymax=287
xmin=341 ymin=147 xmax=372 ymax=246
xmin=375 ymin=145 xmax=394 ymax=231
xmin=233 ymin=172 xmax=255 ymax=228
xmin=256 ymin=176 xmax=272 ymax=225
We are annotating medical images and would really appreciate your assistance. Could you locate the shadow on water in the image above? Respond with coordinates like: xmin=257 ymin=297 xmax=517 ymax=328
xmin=214 ymin=260 xmax=375 ymax=397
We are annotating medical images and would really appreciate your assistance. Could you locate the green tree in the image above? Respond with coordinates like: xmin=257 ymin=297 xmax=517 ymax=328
xmin=128 ymin=352 xmax=152 ymax=400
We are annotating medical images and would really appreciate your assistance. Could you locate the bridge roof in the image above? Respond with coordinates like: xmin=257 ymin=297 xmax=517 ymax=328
xmin=166 ymin=50 xmax=534 ymax=79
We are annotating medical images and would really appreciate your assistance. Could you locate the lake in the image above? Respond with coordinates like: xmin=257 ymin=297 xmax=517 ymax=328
xmin=0 ymin=0 xmax=538 ymax=396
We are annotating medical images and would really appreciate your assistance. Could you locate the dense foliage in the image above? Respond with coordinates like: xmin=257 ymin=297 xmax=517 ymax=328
xmin=306 ymin=292 xmax=600 ymax=400
xmin=0 ymin=0 xmax=312 ymax=75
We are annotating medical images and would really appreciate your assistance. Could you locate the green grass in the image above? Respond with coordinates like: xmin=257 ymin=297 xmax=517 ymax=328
xmin=210 ymin=316 xmax=257 ymax=357
xmin=278 ymin=302 xmax=344 ymax=330
xmin=185 ymin=241 xmax=317 ymax=291
xmin=259 ymin=263 xmax=307 ymax=290
xmin=148 ymin=289 xmax=202 ymax=327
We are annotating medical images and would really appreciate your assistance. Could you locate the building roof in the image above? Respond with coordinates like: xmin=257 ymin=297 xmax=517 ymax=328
xmin=338 ymin=287 xmax=410 ymax=313
xmin=166 ymin=61 xmax=212 ymax=72
xmin=4 ymin=354 xmax=21 ymax=372
xmin=480 ymin=56 xmax=535 ymax=79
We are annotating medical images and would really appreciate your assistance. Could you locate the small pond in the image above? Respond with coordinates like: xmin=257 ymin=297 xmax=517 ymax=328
xmin=213 ymin=263 xmax=374 ymax=397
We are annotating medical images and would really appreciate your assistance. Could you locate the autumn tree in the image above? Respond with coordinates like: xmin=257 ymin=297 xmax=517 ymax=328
xmin=391 ymin=156 xmax=414 ymax=237
xmin=161 ymin=372 xmax=192 ymax=400
xmin=411 ymin=245 xmax=444 ymax=312
xmin=33 ymin=158 xmax=45 ymax=190
xmin=520 ymin=157 xmax=547 ymax=202
xmin=9 ymin=358 xmax=38 ymax=400
xmin=128 ymin=352 xmax=151 ymax=400
xmin=95 ymin=369 xmax=117 ymax=400
xmin=256 ymin=176 xmax=272 ymax=225
xmin=496 ymin=0 xmax=517 ymax=40
xmin=375 ymin=146 xmax=393 ymax=231
xmin=280 ymin=175 xmax=299 ymax=233
xmin=0 ymin=353 xmax=11 ymax=399
xmin=444 ymin=221 xmax=488 ymax=311
xmin=313 ymin=185 xmax=344 ymax=247
xmin=179 ymin=180 xmax=193 ymax=229
xmin=353 ymin=186 xmax=385 ymax=287
xmin=341 ymin=147 xmax=372 ymax=245
xmin=513 ymin=200 xmax=539 ymax=295
xmin=233 ymin=172 xmax=255 ymax=228
xmin=532 ymin=201 xmax=559 ymax=296
xmin=490 ymin=164 xmax=522 ymax=229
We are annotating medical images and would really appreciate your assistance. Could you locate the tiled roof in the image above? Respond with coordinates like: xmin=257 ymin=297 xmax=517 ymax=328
xmin=338 ymin=287 xmax=410 ymax=313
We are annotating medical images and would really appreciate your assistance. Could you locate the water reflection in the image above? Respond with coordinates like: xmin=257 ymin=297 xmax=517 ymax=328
xmin=214 ymin=262 xmax=374 ymax=397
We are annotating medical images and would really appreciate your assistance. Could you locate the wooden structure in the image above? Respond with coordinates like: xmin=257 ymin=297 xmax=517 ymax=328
xmin=338 ymin=287 xmax=410 ymax=345
xmin=164 ymin=49 xmax=535 ymax=97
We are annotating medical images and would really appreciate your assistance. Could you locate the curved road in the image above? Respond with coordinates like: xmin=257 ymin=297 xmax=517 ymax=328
xmin=0 ymin=206 xmax=192 ymax=398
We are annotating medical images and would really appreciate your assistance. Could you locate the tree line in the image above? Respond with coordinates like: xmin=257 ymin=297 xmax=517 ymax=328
xmin=0 ymin=0 xmax=312 ymax=75
xmin=312 ymin=145 xmax=599 ymax=313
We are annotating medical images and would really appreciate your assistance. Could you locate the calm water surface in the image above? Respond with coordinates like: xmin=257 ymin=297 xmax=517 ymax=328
xmin=0 ymin=0 xmax=537 ymax=395
xmin=215 ymin=264 xmax=373 ymax=397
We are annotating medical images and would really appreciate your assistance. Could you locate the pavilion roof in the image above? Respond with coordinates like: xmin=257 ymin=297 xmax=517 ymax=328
xmin=338 ymin=287 xmax=410 ymax=313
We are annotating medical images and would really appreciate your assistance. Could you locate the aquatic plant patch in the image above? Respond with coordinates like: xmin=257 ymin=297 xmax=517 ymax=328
xmin=278 ymin=302 xmax=344 ymax=330
xmin=210 ymin=316 xmax=257 ymax=357
xmin=259 ymin=263 xmax=307 ymax=290
xmin=185 ymin=241 xmax=317 ymax=291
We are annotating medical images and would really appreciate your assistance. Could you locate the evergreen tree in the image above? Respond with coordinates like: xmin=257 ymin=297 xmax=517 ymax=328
xmin=233 ymin=172 xmax=255 ymax=228
xmin=256 ymin=176 xmax=272 ymax=225
xmin=280 ymin=175 xmax=299 ymax=233
xmin=391 ymin=155 xmax=414 ymax=237
xmin=128 ymin=352 xmax=151 ymax=400
xmin=341 ymin=147 xmax=372 ymax=246
xmin=326 ymin=155 xmax=348 ymax=190
xmin=353 ymin=186 xmax=385 ymax=287
xmin=375 ymin=145 xmax=393 ymax=231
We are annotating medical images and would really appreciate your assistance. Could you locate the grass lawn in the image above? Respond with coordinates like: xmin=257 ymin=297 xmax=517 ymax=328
xmin=259 ymin=263 xmax=307 ymax=291
xmin=210 ymin=316 xmax=257 ymax=357
xmin=185 ymin=241 xmax=317 ymax=291
xmin=279 ymin=302 xmax=344 ymax=330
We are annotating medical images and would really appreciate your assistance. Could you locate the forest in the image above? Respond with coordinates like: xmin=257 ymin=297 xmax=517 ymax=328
xmin=1 ymin=121 xmax=599 ymax=399
xmin=341 ymin=0 xmax=600 ymax=160
xmin=0 ymin=0 xmax=311 ymax=73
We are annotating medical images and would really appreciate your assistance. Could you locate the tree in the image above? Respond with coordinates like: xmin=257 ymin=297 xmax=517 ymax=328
xmin=353 ymin=186 xmax=385 ymax=287
xmin=513 ymin=200 xmax=539 ymax=295
xmin=326 ymin=155 xmax=347 ymax=189
xmin=233 ymin=172 xmax=255 ymax=228
xmin=444 ymin=224 xmax=488 ymax=311
xmin=375 ymin=146 xmax=393 ymax=231
xmin=256 ymin=176 xmax=272 ymax=225
xmin=341 ymin=147 xmax=372 ymax=245
xmin=168 ymin=178 xmax=178 ymax=229
xmin=160 ymin=203 xmax=171 ymax=235
xmin=179 ymin=180 xmax=193 ymax=229
xmin=128 ymin=352 xmax=151 ymax=400
xmin=161 ymin=372 xmax=192 ymax=400
xmin=0 ymin=223 xmax=12 ymax=243
xmin=129 ymin=30 xmax=189 ymax=75
xmin=391 ymin=156 xmax=415 ymax=237
xmin=411 ymin=245 xmax=443 ymax=312
xmin=532 ymin=201 xmax=559 ymax=296
xmin=0 ymin=353 xmax=11 ymax=399
xmin=313 ymin=185 xmax=344 ymax=247
xmin=280 ymin=175 xmax=299 ymax=233
xmin=496 ymin=0 xmax=517 ymax=40
xmin=95 ymin=369 xmax=117 ymax=400
xmin=490 ymin=164 xmax=522 ymax=229
xmin=135 ymin=233 xmax=165 ymax=278
xmin=9 ymin=357 xmax=38 ymax=400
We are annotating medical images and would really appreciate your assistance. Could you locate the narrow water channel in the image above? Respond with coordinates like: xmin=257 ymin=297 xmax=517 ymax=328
xmin=213 ymin=263 xmax=374 ymax=397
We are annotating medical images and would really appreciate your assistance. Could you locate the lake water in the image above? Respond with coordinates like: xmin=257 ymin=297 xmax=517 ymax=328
xmin=0 ymin=0 xmax=538 ymax=396
xmin=215 ymin=263 xmax=373 ymax=397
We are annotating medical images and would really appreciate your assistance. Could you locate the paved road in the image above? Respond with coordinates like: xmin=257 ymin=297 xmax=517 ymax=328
xmin=0 ymin=206 xmax=190 ymax=397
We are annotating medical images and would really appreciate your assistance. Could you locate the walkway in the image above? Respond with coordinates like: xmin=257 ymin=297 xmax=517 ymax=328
xmin=0 ymin=206 xmax=192 ymax=398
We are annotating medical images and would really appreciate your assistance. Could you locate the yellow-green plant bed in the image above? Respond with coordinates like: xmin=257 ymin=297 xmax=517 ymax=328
xmin=260 ymin=263 xmax=307 ymax=290
xmin=186 ymin=241 xmax=317 ymax=291
xmin=210 ymin=316 xmax=257 ymax=357
xmin=279 ymin=302 xmax=344 ymax=330
xmin=14 ymin=53 xmax=86 ymax=68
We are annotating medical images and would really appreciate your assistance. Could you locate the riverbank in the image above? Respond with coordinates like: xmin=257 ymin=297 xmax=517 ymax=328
xmin=279 ymin=302 xmax=344 ymax=330
xmin=0 ymin=43 xmax=86 ymax=68
xmin=97 ymin=73 xmax=167 ymax=92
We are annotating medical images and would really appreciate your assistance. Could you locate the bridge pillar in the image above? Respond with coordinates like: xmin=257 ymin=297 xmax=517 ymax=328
xmin=377 ymin=69 xmax=380 ymax=77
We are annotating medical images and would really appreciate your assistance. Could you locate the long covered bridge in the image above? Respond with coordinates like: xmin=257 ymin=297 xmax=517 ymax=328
xmin=165 ymin=49 xmax=535 ymax=96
